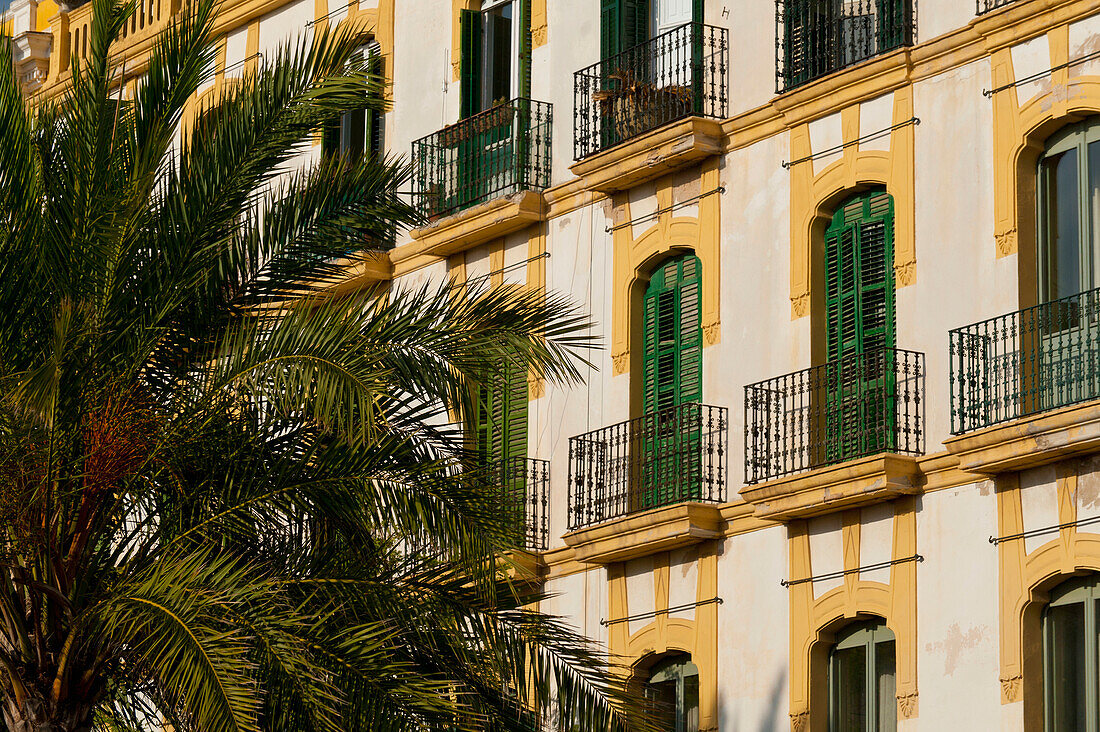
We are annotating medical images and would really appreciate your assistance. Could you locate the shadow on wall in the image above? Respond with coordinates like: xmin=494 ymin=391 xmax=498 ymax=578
xmin=717 ymin=666 xmax=787 ymax=732
xmin=758 ymin=667 xmax=787 ymax=732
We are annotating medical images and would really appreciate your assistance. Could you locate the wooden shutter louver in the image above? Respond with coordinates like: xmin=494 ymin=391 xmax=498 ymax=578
xmin=621 ymin=0 xmax=650 ymax=51
xmin=643 ymin=254 xmax=704 ymax=415
xmin=601 ymin=0 xmax=622 ymax=62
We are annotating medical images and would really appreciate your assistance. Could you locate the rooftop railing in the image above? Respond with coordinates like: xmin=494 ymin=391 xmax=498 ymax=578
xmin=573 ymin=22 xmax=728 ymax=161
xmin=567 ymin=402 xmax=728 ymax=531
xmin=950 ymin=287 xmax=1100 ymax=435
xmin=775 ymin=0 xmax=914 ymax=93
xmin=411 ymin=98 xmax=551 ymax=221
xmin=744 ymin=348 xmax=925 ymax=484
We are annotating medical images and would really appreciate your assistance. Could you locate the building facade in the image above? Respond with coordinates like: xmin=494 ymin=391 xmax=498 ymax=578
xmin=12 ymin=0 xmax=1100 ymax=728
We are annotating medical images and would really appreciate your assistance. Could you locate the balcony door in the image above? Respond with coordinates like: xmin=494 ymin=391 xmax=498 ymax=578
xmin=641 ymin=254 xmax=702 ymax=509
xmin=1035 ymin=118 xmax=1100 ymax=411
xmin=457 ymin=1 xmax=530 ymax=209
xmin=823 ymin=189 xmax=896 ymax=463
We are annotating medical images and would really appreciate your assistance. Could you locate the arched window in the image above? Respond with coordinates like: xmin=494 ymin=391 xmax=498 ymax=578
xmin=1042 ymin=574 xmax=1100 ymax=731
xmin=643 ymin=253 xmax=702 ymax=415
xmin=828 ymin=619 xmax=896 ymax=732
xmin=1037 ymin=118 xmax=1100 ymax=303
xmin=644 ymin=653 xmax=699 ymax=732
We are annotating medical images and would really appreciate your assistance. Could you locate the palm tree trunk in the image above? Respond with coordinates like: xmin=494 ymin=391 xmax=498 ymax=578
xmin=4 ymin=696 xmax=95 ymax=732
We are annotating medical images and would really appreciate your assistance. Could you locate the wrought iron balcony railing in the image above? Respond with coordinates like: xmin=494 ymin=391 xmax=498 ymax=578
xmin=744 ymin=348 xmax=925 ymax=485
xmin=776 ymin=0 xmax=914 ymax=93
xmin=950 ymin=288 xmax=1100 ymax=435
xmin=412 ymin=98 xmax=552 ymax=221
xmin=573 ymin=23 xmax=728 ymax=161
xmin=977 ymin=0 xmax=1017 ymax=14
xmin=567 ymin=403 xmax=728 ymax=531
xmin=489 ymin=456 xmax=549 ymax=552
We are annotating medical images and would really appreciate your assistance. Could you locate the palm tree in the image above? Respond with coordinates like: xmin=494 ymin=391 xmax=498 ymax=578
xmin=0 ymin=1 xmax=646 ymax=729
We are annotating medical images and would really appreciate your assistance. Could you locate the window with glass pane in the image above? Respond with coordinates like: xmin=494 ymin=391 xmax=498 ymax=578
xmin=644 ymin=654 xmax=699 ymax=732
xmin=828 ymin=619 xmax=896 ymax=732
xmin=1043 ymin=574 xmax=1100 ymax=732
xmin=322 ymin=42 xmax=383 ymax=161
xmin=1038 ymin=118 xmax=1100 ymax=303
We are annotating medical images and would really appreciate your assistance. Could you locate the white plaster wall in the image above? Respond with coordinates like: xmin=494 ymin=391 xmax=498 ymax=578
xmin=859 ymin=501 xmax=894 ymax=585
xmin=667 ymin=545 xmax=700 ymax=620
xmin=717 ymin=525 xmax=790 ymax=731
xmin=718 ymin=133 xmax=801 ymax=489
xmin=257 ymin=0 xmax=312 ymax=61
xmin=915 ymin=483 xmax=1002 ymax=730
xmin=543 ymin=567 xmax=608 ymax=651
xmin=1078 ymin=456 xmax=1100 ymax=528
xmin=918 ymin=0 xmax=978 ymax=48
xmin=223 ymin=25 xmax=248 ymax=80
xmin=909 ymin=57 xmax=1003 ymax=453
xmin=1020 ymin=464 xmax=1059 ymax=554
xmin=537 ymin=201 xmax=611 ymax=546
xmin=807 ymin=513 xmax=844 ymax=597
xmin=624 ymin=555 xmax=657 ymax=636
xmin=389 ymin=0 xmax=450 ymax=170
xmin=540 ymin=0 xmax=599 ymax=180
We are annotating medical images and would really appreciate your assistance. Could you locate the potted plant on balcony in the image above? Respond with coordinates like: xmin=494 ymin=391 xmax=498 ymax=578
xmin=593 ymin=67 xmax=693 ymax=142
xmin=438 ymin=97 xmax=516 ymax=148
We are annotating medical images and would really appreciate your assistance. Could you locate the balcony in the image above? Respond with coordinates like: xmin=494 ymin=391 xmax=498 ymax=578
xmin=976 ymin=0 xmax=1017 ymax=14
xmin=744 ymin=348 xmax=925 ymax=486
xmin=775 ymin=0 xmax=914 ymax=93
xmin=950 ymin=288 xmax=1100 ymax=436
xmin=573 ymin=22 xmax=728 ymax=161
xmin=411 ymin=98 xmax=551 ymax=222
xmin=567 ymin=403 xmax=728 ymax=532
xmin=488 ymin=457 xmax=549 ymax=553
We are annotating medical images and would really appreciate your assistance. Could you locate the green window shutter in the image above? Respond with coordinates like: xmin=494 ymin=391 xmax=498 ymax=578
xmin=692 ymin=0 xmax=704 ymax=23
xmin=475 ymin=380 xmax=495 ymax=464
xmin=824 ymin=189 xmax=896 ymax=362
xmin=518 ymin=0 xmax=532 ymax=99
xmin=367 ymin=50 xmax=385 ymax=159
xmin=643 ymin=254 xmax=704 ymax=415
xmin=601 ymin=0 xmax=622 ymax=62
xmin=474 ymin=357 xmax=528 ymax=467
xmin=621 ymin=0 xmax=650 ymax=50
xmin=460 ymin=9 xmax=483 ymax=119
xmin=678 ymin=255 xmax=703 ymax=404
xmin=503 ymin=357 xmax=528 ymax=464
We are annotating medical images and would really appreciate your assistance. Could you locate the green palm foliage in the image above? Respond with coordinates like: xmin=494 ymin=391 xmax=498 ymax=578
xmin=0 ymin=1 xmax=646 ymax=730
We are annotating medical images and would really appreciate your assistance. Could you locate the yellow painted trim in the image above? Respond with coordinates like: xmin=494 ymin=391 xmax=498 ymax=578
xmin=610 ymin=160 xmax=721 ymax=377
xmin=531 ymin=0 xmax=547 ymax=48
xmin=525 ymin=224 xmax=547 ymax=400
xmin=994 ymin=460 xmax=1100 ymax=717
xmin=563 ymin=503 xmax=723 ymax=565
xmin=787 ymin=497 xmax=919 ymax=728
xmin=608 ymin=544 xmax=720 ymax=732
xmin=451 ymin=0 xmax=478 ymax=82
xmin=787 ymin=85 xmax=916 ymax=319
